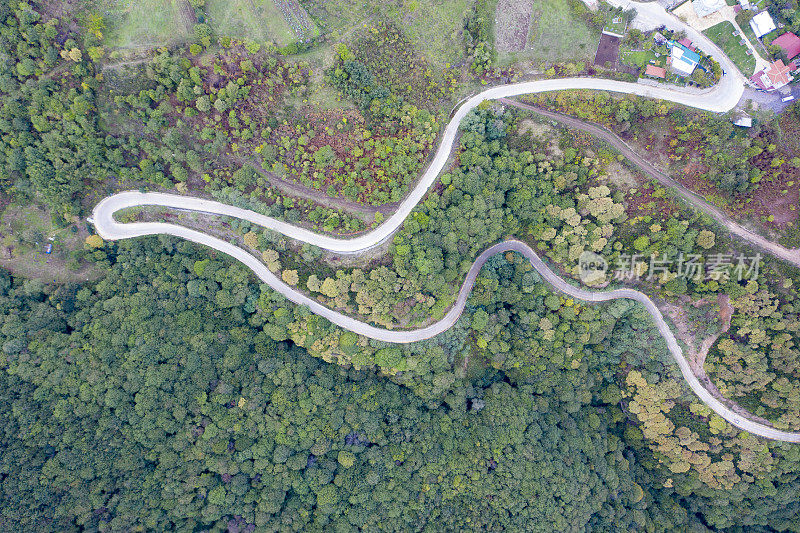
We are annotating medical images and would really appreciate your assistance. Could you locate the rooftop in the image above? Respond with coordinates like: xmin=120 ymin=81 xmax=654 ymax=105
xmin=645 ymin=65 xmax=667 ymax=78
xmin=751 ymin=59 xmax=797 ymax=90
xmin=750 ymin=11 xmax=776 ymax=39
xmin=773 ymin=32 xmax=800 ymax=60
xmin=668 ymin=41 xmax=701 ymax=76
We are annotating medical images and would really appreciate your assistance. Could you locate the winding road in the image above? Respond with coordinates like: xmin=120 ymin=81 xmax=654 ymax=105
xmin=500 ymin=99 xmax=800 ymax=267
xmin=90 ymin=8 xmax=800 ymax=442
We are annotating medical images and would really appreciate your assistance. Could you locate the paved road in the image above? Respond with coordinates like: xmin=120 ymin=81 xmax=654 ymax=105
xmin=94 ymin=73 xmax=744 ymax=256
xmin=90 ymin=200 xmax=800 ymax=442
xmin=90 ymin=16 xmax=800 ymax=441
xmin=500 ymin=99 xmax=800 ymax=267
xmin=610 ymin=0 xmax=743 ymax=81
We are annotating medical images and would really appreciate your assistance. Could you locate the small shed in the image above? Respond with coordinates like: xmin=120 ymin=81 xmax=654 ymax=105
xmin=732 ymin=112 xmax=753 ymax=127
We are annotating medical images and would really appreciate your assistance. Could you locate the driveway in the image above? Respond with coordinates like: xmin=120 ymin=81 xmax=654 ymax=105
xmin=741 ymin=86 xmax=799 ymax=114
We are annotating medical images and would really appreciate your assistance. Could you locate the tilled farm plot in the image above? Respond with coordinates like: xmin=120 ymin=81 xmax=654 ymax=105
xmin=496 ymin=0 xmax=535 ymax=52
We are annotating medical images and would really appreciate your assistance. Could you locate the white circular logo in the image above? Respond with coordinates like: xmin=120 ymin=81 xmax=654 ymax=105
xmin=579 ymin=251 xmax=608 ymax=285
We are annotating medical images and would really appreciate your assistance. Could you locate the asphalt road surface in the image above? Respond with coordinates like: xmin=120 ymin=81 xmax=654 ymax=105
xmin=90 ymin=15 xmax=800 ymax=442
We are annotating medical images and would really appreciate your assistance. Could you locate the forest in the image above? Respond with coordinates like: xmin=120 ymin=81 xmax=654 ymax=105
xmin=1 ymin=1 xmax=800 ymax=531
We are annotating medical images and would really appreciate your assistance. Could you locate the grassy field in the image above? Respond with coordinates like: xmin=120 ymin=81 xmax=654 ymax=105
xmin=620 ymin=49 xmax=658 ymax=68
xmin=736 ymin=12 xmax=770 ymax=60
xmin=602 ymin=8 xmax=628 ymax=37
xmin=0 ymin=204 xmax=99 ymax=283
xmin=703 ymin=21 xmax=756 ymax=76
xmin=93 ymin=0 xmax=309 ymax=50
xmin=298 ymin=0 xmax=374 ymax=35
xmin=205 ymin=0 xmax=305 ymax=46
xmin=384 ymin=0 xmax=474 ymax=66
xmin=98 ymin=0 xmax=192 ymax=49
xmin=497 ymin=0 xmax=599 ymax=66
xmin=300 ymin=0 xmax=472 ymax=67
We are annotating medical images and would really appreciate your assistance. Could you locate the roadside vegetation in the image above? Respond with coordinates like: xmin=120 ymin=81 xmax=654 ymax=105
xmin=703 ymin=21 xmax=756 ymax=76
xmin=3 ymin=2 xmax=800 ymax=530
xmin=524 ymin=92 xmax=800 ymax=241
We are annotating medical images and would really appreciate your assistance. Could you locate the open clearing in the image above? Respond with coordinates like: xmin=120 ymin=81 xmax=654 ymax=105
xmin=205 ymin=0 xmax=298 ymax=46
xmin=497 ymin=0 xmax=599 ymax=66
xmin=99 ymin=0 xmax=193 ymax=49
xmin=301 ymin=0 xmax=470 ymax=66
xmin=93 ymin=0 xmax=306 ymax=50
xmin=0 ymin=204 xmax=99 ymax=284
xmin=385 ymin=0 xmax=473 ymax=66
xmin=495 ymin=0 xmax=535 ymax=53
xmin=703 ymin=21 xmax=756 ymax=76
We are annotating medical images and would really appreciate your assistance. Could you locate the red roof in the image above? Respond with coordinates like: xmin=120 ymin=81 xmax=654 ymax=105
xmin=773 ymin=32 xmax=800 ymax=60
xmin=645 ymin=65 xmax=666 ymax=78
xmin=752 ymin=59 xmax=796 ymax=90
xmin=678 ymin=38 xmax=694 ymax=50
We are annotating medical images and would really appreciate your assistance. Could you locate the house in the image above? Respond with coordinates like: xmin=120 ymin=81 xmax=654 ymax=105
xmin=645 ymin=65 xmax=667 ymax=78
xmin=773 ymin=32 xmax=800 ymax=60
xmin=668 ymin=41 xmax=701 ymax=76
xmin=653 ymin=32 xmax=667 ymax=44
xmin=750 ymin=11 xmax=777 ymax=39
xmin=692 ymin=0 xmax=727 ymax=18
xmin=737 ymin=0 xmax=751 ymax=9
xmin=678 ymin=38 xmax=695 ymax=50
xmin=750 ymin=59 xmax=797 ymax=90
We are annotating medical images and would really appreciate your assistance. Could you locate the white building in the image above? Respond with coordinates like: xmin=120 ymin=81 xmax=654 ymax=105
xmin=750 ymin=11 xmax=776 ymax=39
xmin=670 ymin=43 xmax=701 ymax=76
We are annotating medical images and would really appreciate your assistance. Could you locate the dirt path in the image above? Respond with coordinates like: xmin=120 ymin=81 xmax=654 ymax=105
xmin=228 ymin=155 xmax=399 ymax=222
xmin=663 ymin=298 xmax=774 ymax=427
xmin=499 ymin=98 xmax=800 ymax=268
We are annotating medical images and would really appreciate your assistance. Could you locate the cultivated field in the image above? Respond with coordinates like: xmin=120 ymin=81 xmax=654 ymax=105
xmin=496 ymin=0 xmax=599 ymax=65
xmin=495 ymin=0 xmax=535 ymax=53
xmin=205 ymin=0 xmax=301 ymax=46
xmin=98 ymin=0 xmax=194 ymax=49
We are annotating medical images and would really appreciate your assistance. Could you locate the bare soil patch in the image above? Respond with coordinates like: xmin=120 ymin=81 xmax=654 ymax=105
xmin=517 ymin=118 xmax=553 ymax=137
xmin=496 ymin=0 xmax=536 ymax=52
xmin=605 ymin=161 xmax=639 ymax=189
xmin=594 ymin=33 xmax=620 ymax=68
